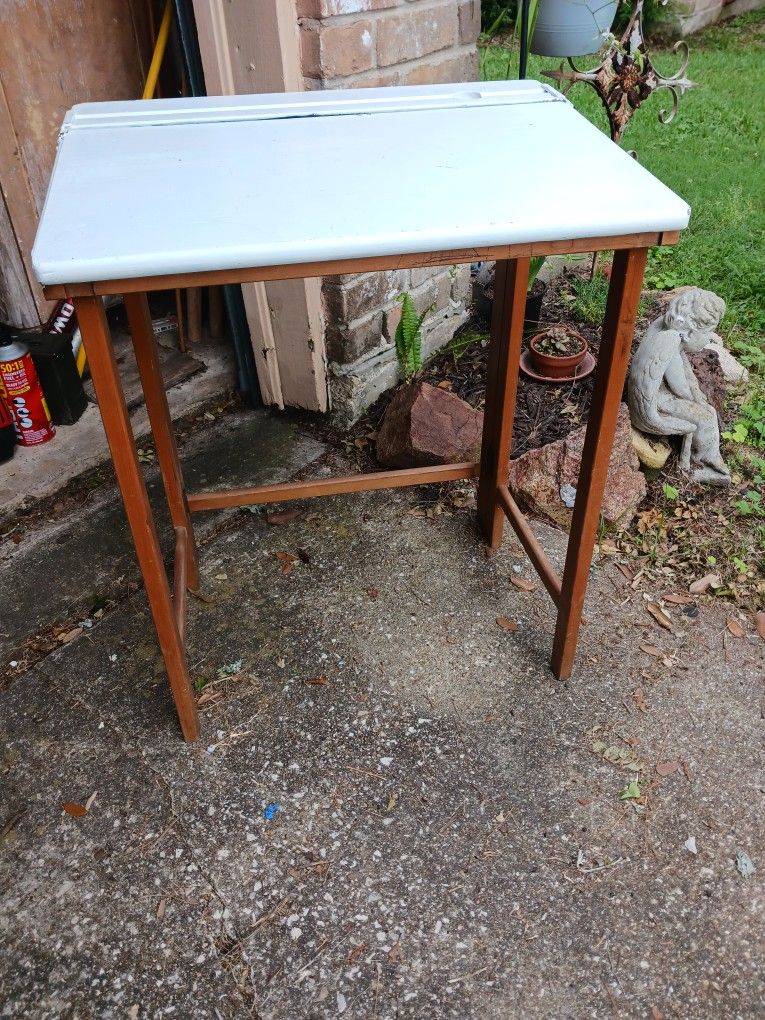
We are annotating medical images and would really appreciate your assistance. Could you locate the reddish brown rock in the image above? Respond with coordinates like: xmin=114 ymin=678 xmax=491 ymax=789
xmin=376 ymin=381 xmax=483 ymax=469
xmin=508 ymin=404 xmax=646 ymax=529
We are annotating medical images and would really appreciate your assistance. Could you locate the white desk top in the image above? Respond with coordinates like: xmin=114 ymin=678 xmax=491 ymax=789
xmin=32 ymin=81 xmax=689 ymax=286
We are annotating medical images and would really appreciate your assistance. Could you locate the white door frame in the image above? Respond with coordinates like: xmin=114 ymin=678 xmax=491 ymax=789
xmin=191 ymin=0 xmax=328 ymax=411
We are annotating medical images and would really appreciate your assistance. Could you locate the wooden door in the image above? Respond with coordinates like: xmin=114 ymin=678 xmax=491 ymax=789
xmin=0 ymin=0 xmax=151 ymax=326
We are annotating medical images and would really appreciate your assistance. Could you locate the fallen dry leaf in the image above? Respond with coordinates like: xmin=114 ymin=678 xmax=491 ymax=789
xmin=510 ymin=576 xmax=536 ymax=593
xmin=632 ymin=687 xmax=650 ymax=713
xmin=754 ymin=612 xmax=765 ymax=642
xmin=60 ymin=627 xmax=83 ymax=644
xmin=304 ymin=675 xmax=328 ymax=686
xmin=62 ymin=803 xmax=87 ymax=817
xmin=681 ymin=760 xmax=694 ymax=781
xmin=387 ymin=942 xmax=404 ymax=964
xmin=84 ymin=791 xmax=98 ymax=812
xmin=347 ymin=942 xmax=369 ymax=964
xmin=436 ymin=380 xmax=452 ymax=390
xmin=616 ymin=563 xmax=635 ymax=581
xmin=496 ymin=617 xmax=519 ymax=632
xmin=274 ymin=551 xmax=299 ymax=575
xmin=662 ymin=592 xmax=694 ymax=606
xmin=646 ymin=602 xmax=673 ymax=632
xmin=639 ymin=644 xmax=663 ymax=657
xmin=577 ymin=798 xmax=593 ymax=806
xmin=726 ymin=618 xmax=746 ymax=639
xmin=688 ymin=573 xmax=721 ymax=595
xmin=266 ymin=508 xmax=303 ymax=526
xmin=656 ymin=761 xmax=680 ymax=777
xmin=156 ymin=897 xmax=167 ymax=921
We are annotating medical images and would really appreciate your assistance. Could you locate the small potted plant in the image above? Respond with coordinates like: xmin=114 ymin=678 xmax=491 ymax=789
xmin=528 ymin=323 xmax=588 ymax=379
xmin=473 ymin=255 xmax=547 ymax=335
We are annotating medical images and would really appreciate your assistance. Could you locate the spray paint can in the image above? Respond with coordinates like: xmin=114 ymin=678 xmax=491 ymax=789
xmin=0 ymin=336 xmax=56 ymax=447
xmin=0 ymin=388 xmax=16 ymax=462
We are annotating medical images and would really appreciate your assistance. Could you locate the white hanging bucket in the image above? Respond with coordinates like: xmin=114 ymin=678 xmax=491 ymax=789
xmin=530 ymin=0 xmax=619 ymax=57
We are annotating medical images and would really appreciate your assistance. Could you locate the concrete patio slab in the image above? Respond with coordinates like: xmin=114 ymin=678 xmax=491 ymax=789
xmin=1 ymin=426 xmax=763 ymax=1019
xmin=1 ymin=408 xmax=325 ymax=672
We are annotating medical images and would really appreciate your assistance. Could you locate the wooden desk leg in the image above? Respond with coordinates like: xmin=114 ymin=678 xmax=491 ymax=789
xmin=74 ymin=296 xmax=200 ymax=742
xmin=124 ymin=292 xmax=200 ymax=591
xmin=551 ymin=247 xmax=648 ymax=680
xmin=477 ymin=258 xmax=530 ymax=550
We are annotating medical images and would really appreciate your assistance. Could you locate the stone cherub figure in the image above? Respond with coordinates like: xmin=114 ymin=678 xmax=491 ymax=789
xmin=628 ymin=288 xmax=731 ymax=486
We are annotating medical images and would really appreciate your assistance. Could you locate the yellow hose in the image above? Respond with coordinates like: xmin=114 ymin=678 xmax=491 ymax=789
xmin=77 ymin=1 xmax=172 ymax=377
xmin=143 ymin=0 xmax=173 ymax=100
xmin=75 ymin=341 xmax=87 ymax=376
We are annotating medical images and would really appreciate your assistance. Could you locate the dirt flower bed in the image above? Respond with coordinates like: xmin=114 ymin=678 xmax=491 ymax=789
xmin=335 ymin=264 xmax=764 ymax=614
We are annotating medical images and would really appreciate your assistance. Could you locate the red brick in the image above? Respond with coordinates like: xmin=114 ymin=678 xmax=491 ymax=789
xmin=301 ymin=20 xmax=375 ymax=78
xmin=410 ymin=265 xmax=444 ymax=288
xmin=450 ymin=265 xmax=472 ymax=306
xmin=398 ymin=47 xmax=478 ymax=85
xmin=301 ymin=26 xmax=322 ymax=77
xmin=324 ymin=270 xmax=406 ymax=322
xmin=376 ymin=2 xmax=457 ymax=67
xmin=345 ymin=67 xmax=402 ymax=87
xmin=383 ymin=300 xmax=403 ymax=341
xmin=298 ymin=0 xmax=399 ymax=16
xmin=458 ymin=0 xmax=481 ymax=44
xmin=326 ymin=309 xmax=386 ymax=363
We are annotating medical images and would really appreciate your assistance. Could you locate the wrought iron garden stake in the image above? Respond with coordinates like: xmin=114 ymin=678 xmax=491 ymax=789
xmin=543 ymin=0 xmax=695 ymax=143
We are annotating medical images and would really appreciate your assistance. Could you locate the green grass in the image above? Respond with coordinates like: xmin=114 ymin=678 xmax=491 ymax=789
xmin=566 ymin=271 xmax=651 ymax=326
xmin=481 ymin=13 xmax=765 ymax=366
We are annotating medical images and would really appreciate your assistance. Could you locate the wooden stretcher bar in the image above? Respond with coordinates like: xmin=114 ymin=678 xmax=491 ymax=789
xmin=173 ymin=527 xmax=188 ymax=647
xmin=186 ymin=463 xmax=480 ymax=512
xmin=497 ymin=484 xmax=562 ymax=605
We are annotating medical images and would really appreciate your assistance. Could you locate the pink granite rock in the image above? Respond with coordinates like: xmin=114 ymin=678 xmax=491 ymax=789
xmin=376 ymin=381 xmax=484 ymax=469
xmin=508 ymin=404 xmax=646 ymax=529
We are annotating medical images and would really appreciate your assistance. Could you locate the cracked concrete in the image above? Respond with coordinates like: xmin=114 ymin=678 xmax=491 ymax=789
xmin=1 ymin=413 xmax=764 ymax=1019
xmin=0 ymin=407 xmax=325 ymax=672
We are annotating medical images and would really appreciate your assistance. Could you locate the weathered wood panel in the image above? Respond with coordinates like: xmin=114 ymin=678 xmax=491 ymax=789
xmin=0 ymin=0 xmax=150 ymax=324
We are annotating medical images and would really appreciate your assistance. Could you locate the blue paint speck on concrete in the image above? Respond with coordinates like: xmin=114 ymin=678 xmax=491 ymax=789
xmin=263 ymin=803 xmax=280 ymax=821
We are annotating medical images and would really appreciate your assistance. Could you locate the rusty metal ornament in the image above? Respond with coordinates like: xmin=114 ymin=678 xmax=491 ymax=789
xmin=543 ymin=0 xmax=695 ymax=143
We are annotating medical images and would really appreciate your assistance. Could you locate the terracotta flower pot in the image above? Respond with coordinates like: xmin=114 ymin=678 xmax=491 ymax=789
xmin=528 ymin=328 xmax=588 ymax=379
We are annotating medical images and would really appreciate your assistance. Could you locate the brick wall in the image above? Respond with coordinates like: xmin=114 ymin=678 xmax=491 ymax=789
xmin=296 ymin=0 xmax=481 ymax=421
xmin=675 ymin=0 xmax=763 ymax=35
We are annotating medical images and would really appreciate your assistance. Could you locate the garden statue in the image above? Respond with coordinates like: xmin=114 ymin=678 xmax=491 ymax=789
xmin=628 ymin=288 xmax=731 ymax=486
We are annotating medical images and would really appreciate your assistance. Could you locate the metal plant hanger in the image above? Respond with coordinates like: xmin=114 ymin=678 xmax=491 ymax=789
xmin=542 ymin=0 xmax=696 ymax=143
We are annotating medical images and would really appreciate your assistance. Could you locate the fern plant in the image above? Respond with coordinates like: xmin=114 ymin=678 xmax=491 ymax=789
xmin=394 ymin=293 xmax=433 ymax=382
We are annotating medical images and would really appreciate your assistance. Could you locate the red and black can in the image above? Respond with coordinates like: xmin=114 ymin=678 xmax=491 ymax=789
xmin=0 ymin=336 xmax=56 ymax=447
xmin=0 ymin=388 xmax=15 ymax=462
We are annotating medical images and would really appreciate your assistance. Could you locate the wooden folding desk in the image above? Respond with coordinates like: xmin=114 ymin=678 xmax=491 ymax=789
xmin=32 ymin=81 xmax=689 ymax=741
